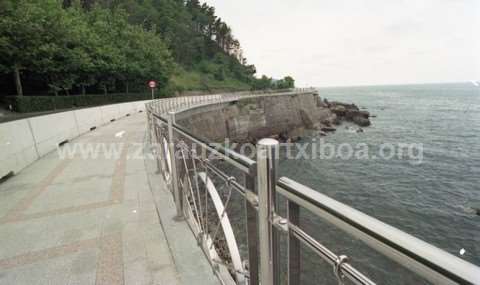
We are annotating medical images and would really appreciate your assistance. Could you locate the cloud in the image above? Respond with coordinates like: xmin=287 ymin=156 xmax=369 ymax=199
xmin=204 ymin=0 xmax=480 ymax=86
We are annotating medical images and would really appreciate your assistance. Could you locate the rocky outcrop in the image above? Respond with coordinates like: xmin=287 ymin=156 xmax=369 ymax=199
xmin=176 ymin=93 xmax=371 ymax=143
xmin=326 ymin=101 xmax=371 ymax=127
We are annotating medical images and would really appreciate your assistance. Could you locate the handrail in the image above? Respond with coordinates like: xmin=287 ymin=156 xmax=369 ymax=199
xmin=145 ymin=88 xmax=480 ymax=285
xmin=276 ymin=177 xmax=480 ymax=285
xmin=151 ymin=111 xmax=256 ymax=174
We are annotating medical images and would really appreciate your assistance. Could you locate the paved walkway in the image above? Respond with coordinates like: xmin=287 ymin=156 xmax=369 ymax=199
xmin=0 ymin=113 xmax=218 ymax=285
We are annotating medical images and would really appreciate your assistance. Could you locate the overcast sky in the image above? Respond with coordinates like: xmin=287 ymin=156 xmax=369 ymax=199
xmin=203 ymin=0 xmax=479 ymax=87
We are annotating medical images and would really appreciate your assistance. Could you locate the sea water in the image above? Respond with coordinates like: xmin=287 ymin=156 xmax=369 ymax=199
xmin=278 ymin=83 xmax=480 ymax=284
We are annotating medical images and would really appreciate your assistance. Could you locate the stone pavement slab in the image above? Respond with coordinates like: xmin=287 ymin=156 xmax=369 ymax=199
xmin=0 ymin=113 xmax=219 ymax=285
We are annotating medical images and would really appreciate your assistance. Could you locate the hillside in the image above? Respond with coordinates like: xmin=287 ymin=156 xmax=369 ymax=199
xmin=0 ymin=0 xmax=294 ymax=98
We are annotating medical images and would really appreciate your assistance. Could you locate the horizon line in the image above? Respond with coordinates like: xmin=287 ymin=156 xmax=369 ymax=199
xmin=310 ymin=80 xmax=479 ymax=89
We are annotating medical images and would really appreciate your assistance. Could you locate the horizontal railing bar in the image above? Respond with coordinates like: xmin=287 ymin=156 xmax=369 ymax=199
xmin=203 ymin=162 xmax=247 ymax=197
xmin=171 ymin=89 xmax=317 ymax=116
xmin=171 ymin=121 xmax=256 ymax=175
xmin=152 ymin=112 xmax=167 ymax=124
xmin=152 ymin=111 xmax=254 ymax=174
xmin=197 ymin=159 xmax=257 ymax=206
xmin=276 ymin=177 xmax=480 ymax=285
xmin=288 ymin=223 xmax=376 ymax=285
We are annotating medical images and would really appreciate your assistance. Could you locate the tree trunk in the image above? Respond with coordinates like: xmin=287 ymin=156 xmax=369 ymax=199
xmin=65 ymin=88 xmax=70 ymax=96
xmin=81 ymin=85 xmax=86 ymax=95
xmin=125 ymin=81 xmax=129 ymax=95
xmin=13 ymin=65 xmax=23 ymax=96
xmin=53 ymin=90 xmax=58 ymax=110
xmin=103 ymin=85 xmax=107 ymax=96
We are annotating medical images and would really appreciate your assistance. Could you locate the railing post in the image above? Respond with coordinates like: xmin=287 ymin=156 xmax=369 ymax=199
xmin=168 ymin=111 xmax=183 ymax=219
xmin=257 ymin=138 xmax=279 ymax=285
xmin=154 ymin=126 xmax=163 ymax=174
xmin=245 ymin=174 xmax=259 ymax=285
xmin=287 ymin=200 xmax=300 ymax=285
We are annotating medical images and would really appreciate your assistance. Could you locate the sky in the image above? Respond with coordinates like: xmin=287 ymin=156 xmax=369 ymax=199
xmin=203 ymin=0 xmax=480 ymax=87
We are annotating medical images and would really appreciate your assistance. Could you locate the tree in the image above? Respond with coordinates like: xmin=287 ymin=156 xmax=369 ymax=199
xmin=0 ymin=0 xmax=291 ymax=97
xmin=0 ymin=0 xmax=67 ymax=96
xmin=253 ymin=75 xmax=273 ymax=90
xmin=275 ymin=76 xmax=295 ymax=89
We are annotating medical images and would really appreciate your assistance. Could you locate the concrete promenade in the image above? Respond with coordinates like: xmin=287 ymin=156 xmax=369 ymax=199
xmin=0 ymin=113 xmax=218 ymax=284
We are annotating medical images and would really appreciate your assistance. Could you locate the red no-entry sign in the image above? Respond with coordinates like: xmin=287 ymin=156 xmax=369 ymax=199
xmin=148 ymin=81 xmax=157 ymax=100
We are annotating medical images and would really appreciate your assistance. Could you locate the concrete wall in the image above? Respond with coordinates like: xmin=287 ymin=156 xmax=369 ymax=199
xmin=0 ymin=100 xmax=150 ymax=178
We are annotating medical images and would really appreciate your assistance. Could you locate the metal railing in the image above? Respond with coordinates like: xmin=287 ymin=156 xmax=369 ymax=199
xmin=145 ymin=89 xmax=480 ymax=285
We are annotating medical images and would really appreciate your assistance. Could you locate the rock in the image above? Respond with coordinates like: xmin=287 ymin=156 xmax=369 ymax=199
xmin=286 ymin=136 xmax=301 ymax=143
xmin=299 ymin=109 xmax=315 ymax=129
xmin=316 ymin=97 xmax=328 ymax=108
xmin=332 ymin=115 xmax=341 ymax=125
xmin=345 ymin=109 xmax=356 ymax=120
xmin=331 ymin=105 xmax=346 ymax=116
xmin=356 ymin=128 xmax=364 ymax=133
xmin=471 ymin=204 xmax=480 ymax=216
xmin=321 ymin=127 xmax=336 ymax=132
xmin=358 ymin=111 xmax=370 ymax=118
xmin=328 ymin=102 xmax=370 ymax=129
xmin=318 ymin=131 xmax=327 ymax=136
xmin=353 ymin=116 xmax=371 ymax=127
xmin=321 ymin=120 xmax=332 ymax=127
xmin=278 ymin=133 xmax=289 ymax=142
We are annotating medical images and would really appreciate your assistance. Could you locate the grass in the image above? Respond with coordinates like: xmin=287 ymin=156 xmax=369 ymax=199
xmin=171 ymin=67 xmax=252 ymax=93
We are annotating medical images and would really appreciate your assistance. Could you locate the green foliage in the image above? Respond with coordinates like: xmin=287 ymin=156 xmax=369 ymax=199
xmin=4 ymin=96 xmax=55 ymax=112
xmin=0 ymin=0 xmax=174 ymax=96
xmin=252 ymin=75 xmax=273 ymax=90
xmin=274 ymin=76 xmax=295 ymax=89
xmin=5 ymin=93 xmax=154 ymax=113
xmin=172 ymin=68 xmax=251 ymax=92
xmin=251 ymin=75 xmax=295 ymax=90
xmin=214 ymin=67 xmax=226 ymax=81
xmin=0 ymin=0 xmax=295 ymax=100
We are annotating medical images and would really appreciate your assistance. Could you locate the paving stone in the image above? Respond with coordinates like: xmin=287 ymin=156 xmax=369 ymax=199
xmin=0 ymin=113 xmax=219 ymax=285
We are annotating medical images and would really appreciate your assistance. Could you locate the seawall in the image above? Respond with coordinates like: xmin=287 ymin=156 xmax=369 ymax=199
xmin=176 ymin=92 xmax=370 ymax=143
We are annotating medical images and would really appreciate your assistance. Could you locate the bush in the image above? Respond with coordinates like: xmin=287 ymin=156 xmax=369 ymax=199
xmin=111 ymin=93 xmax=151 ymax=103
xmin=214 ymin=67 xmax=226 ymax=81
xmin=5 ymin=93 xmax=154 ymax=113
xmin=55 ymin=96 xmax=76 ymax=109
xmin=5 ymin=96 xmax=55 ymax=112
xmin=74 ymin=95 xmax=89 ymax=107
xmin=83 ymin=95 xmax=110 ymax=106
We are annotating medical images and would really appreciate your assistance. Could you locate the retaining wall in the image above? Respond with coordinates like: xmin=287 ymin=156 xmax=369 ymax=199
xmin=0 ymin=100 xmax=150 ymax=178
xmin=176 ymin=93 xmax=332 ymax=143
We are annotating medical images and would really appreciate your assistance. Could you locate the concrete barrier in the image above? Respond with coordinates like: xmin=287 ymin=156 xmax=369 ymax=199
xmin=0 ymin=119 xmax=39 ymax=177
xmin=74 ymin=107 xmax=103 ymax=134
xmin=28 ymin=111 xmax=79 ymax=157
xmin=0 ymin=100 xmax=150 ymax=178
xmin=99 ymin=104 xmax=120 ymax=124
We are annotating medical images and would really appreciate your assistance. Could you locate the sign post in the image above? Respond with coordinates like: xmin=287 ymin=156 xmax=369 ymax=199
xmin=148 ymin=80 xmax=157 ymax=100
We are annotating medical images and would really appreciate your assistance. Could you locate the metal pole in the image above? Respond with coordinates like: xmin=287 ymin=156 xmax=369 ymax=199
xmin=287 ymin=200 xmax=300 ymax=285
xmin=151 ymin=88 xmax=154 ymax=100
xmin=257 ymin=138 xmax=279 ymax=285
xmin=245 ymin=174 xmax=259 ymax=285
xmin=154 ymin=126 xmax=163 ymax=174
xmin=168 ymin=111 xmax=183 ymax=219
